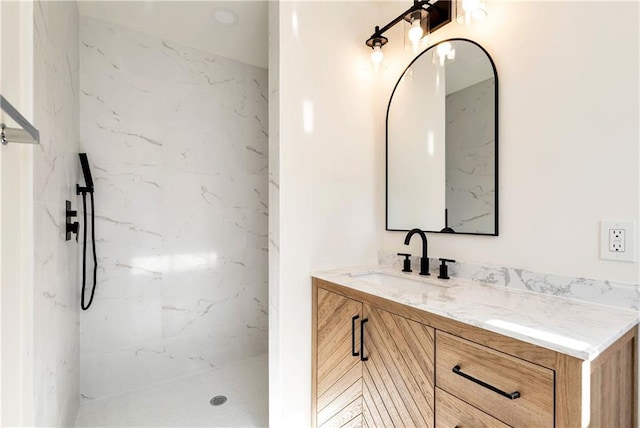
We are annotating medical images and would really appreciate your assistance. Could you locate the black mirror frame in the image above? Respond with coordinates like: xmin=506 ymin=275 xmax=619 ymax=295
xmin=385 ymin=38 xmax=499 ymax=236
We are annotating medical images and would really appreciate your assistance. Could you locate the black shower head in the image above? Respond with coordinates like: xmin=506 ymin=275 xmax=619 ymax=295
xmin=79 ymin=153 xmax=94 ymax=193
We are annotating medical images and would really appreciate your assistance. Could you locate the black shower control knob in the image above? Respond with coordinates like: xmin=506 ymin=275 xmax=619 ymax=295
xmin=65 ymin=200 xmax=80 ymax=242
xmin=66 ymin=221 xmax=79 ymax=238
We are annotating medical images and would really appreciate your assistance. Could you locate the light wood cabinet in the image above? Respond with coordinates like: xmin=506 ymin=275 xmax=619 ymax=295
xmin=436 ymin=331 xmax=554 ymax=427
xmin=362 ymin=304 xmax=434 ymax=427
xmin=435 ymin=387 xmax=510 ymax=428
xmin=313 ymin=288 xmax=435 ymax=428
xmin=315 ymin=288 xmax=363 ymax=427
xmin=312 ymin=277 xmax=638 ymax=428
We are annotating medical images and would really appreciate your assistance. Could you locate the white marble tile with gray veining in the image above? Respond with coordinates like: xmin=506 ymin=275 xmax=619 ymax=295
xmin=33 ymin=1 xmax=81 ymax=426
xmin=378 ymin=250 xmax=640 ymax=313
xmin=445 ymin=78 xmax=495 ymax=233
xmin=79 ymin=16 xmax=268 ymax=400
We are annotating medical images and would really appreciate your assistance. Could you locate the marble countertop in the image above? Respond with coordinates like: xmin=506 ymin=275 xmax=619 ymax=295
xmin=312 ymin=266 xmax=639 ymax=361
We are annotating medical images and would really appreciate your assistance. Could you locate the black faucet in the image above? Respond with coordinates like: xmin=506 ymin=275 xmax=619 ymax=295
xmin=404 ymin=228 xmax=430 ymax=276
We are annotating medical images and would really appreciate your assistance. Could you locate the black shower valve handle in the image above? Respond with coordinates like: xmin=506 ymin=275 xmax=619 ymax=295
xmin=66 ymin=221 xmax=79 ymax=242
xmin=65 ymin=200 xmax=80 ymax=242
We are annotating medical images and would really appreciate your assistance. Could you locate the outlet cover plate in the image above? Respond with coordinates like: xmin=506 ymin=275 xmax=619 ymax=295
xmin=600 ymin=221 xmax=636 ymax=262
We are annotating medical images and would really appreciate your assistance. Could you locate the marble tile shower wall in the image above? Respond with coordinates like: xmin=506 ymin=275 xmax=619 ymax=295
xmin=79 ymin=17 xmax=268 ymax=400
xmin=33 ymin=2 xmax=80 ymax=426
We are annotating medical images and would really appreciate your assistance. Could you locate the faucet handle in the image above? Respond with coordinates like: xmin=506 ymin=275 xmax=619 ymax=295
xmin=438 ymin=258 xmax=456 ymax=279
xmin=397 ymin=253 xmax=412 ymax=273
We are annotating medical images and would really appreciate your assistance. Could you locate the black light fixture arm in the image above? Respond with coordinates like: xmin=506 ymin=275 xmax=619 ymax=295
xmin=367 ymin=0 xmax=430 ymax=41
xmin=365 ymin=0 xmax=452 ymax=47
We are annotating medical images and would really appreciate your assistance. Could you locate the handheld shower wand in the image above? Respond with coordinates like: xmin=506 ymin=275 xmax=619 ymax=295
xmin=78 ymin=153 xmax=98 ymax=310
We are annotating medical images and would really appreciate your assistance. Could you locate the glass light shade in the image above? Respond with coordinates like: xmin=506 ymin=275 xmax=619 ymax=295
xmin=407 ymin=19 xmax=423 ymax=42
xmin=370 ymin=45 xmax=384 ymax=66
xmin=403 ymin=13 xmax=429 ymax=53
xmin=457 ymin=0 xmax=487 ymax=25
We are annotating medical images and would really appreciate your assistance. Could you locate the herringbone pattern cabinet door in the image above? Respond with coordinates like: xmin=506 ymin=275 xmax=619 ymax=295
xmin=362 ymin=304 xmax=435 ymax=428
xmin=316 ymin=288 xmax=363 ymax=428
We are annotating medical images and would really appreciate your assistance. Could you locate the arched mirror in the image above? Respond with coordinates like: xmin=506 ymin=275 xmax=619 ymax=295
xmin=386 ymin=39 xmax=498 ymax=235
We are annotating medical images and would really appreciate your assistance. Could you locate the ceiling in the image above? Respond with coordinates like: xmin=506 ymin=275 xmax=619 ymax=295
xmin=445 ymin=41 xmax=494 ymax=95
xmin=77 ymin=1 xmax=268 ymax=68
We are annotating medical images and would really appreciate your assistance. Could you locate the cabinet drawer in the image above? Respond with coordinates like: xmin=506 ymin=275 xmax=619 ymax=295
xmin=435 ymin=331 xmax=554 ymax=427
xmin=435 ymin=387 xmax=510 ymax=428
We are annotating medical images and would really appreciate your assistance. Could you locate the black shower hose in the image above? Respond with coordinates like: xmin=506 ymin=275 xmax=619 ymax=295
xmin=81 ymin=191 xmax=98 ymax=310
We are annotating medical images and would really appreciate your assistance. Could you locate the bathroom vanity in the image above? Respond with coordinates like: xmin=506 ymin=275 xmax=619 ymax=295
xmin=311 ymin=268 xmax=638 ymax=428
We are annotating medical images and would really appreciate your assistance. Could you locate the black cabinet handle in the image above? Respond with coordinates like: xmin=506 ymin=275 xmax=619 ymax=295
xmin=351 ymin=315 xmax=360 ymax=356
xmin=360 ymin=319 xmax=369 ymax=361
xmin=452 ymin=365 xmax=520 ymax=400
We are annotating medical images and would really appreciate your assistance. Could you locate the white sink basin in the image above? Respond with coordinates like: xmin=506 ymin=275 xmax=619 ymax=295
xmin=351 ymin=272 xmax=447 ymax=293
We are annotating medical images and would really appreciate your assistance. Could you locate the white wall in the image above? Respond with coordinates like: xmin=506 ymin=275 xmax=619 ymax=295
xmin=0 ymin=1 xmax=34 ymax=425
xmin=379 ymin=1 xmax=639 ymax=286
xmin=270 ymin=2 xmax=388 ymax=426
xmin=267 ymin=1 xmax=281 ymax=424
xmin=272 ymin=1 xmax=639 ymax=426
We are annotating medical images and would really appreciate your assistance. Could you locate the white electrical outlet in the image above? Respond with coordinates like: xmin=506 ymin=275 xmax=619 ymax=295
xmin=609 ymin=229 xmax=625 ymax=252
xmin=600 ymin=221 xmax=636 ymax=262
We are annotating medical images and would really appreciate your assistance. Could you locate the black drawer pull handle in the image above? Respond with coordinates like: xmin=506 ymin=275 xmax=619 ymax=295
xmin=360 ymin=319 xmax=369 ymax=361
xmin=452 ymin=365 xmax=521 ymax=400
xmin=351 ymin=315 xmax=360 ymax=356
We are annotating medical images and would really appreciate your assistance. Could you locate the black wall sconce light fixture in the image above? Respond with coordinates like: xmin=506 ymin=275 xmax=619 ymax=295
xmin=366 ymin=0 xmax=452 ymax=68
xmin=366 ymin=0 xmax=487 ymax=68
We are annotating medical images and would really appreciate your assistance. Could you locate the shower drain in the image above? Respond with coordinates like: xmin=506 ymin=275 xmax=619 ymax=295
xmin=210 ymin=395 xmax=227 ymax=406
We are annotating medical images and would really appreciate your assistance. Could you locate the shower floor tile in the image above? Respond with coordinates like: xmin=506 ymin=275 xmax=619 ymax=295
xmin=75 ymin=353 xmax=268 ymax=427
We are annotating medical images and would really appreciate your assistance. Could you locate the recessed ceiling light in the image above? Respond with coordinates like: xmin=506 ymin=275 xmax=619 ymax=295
xmin=213 ymin=8 xmax=239 ymax=26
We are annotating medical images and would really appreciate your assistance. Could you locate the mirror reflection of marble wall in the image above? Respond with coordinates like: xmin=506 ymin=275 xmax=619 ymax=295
xmin=445 ymin=77 xmax=495 ymax=233
xmin=386 ymin=40 xmax=498 ymax=235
